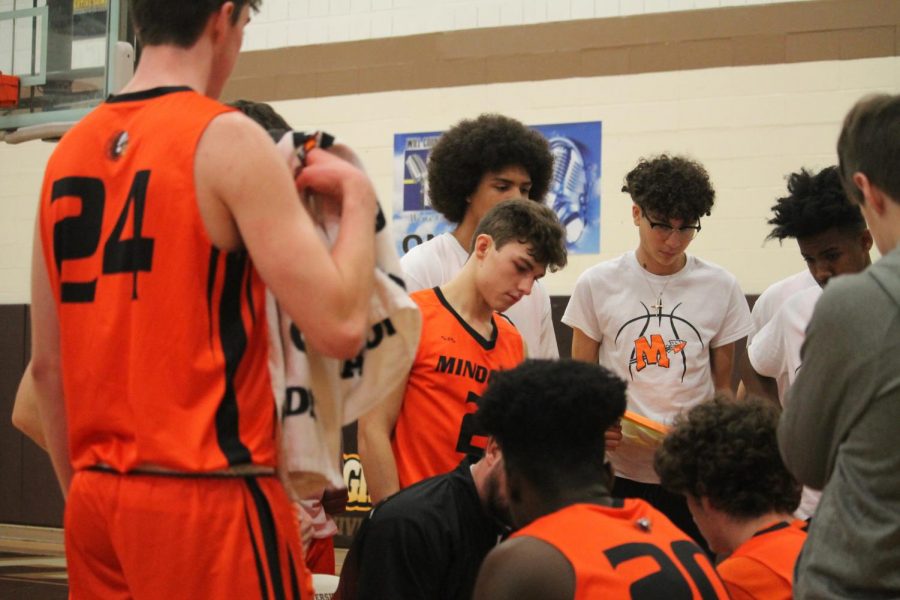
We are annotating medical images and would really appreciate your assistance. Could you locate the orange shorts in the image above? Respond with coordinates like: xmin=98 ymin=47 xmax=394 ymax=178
xmin=305 ymin=535 xmax=335 ymax=575
xmin=65 ymin=469 xmax=314 ymax=599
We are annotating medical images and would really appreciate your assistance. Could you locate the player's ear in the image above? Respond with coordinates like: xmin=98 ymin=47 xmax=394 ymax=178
xmin=484 ymin=437 xmax=501 ymax=464
xmin=208 ymin=2 xmax=234 ymax=44
xmin=474 ymin=234 xmax=493 ymax=259
xmin=632 ymin=203 xmax=642 ymax=226
xmin=861 ymin=228 xmax=874 ymax=252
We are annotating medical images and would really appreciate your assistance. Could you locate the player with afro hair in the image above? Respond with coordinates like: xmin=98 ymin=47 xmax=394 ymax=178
xmin=401 ymin=114 xmax=561 ymax=359
xmin=427 ymin=114 xmax=553 ymax=224
xmin=766 ymin=166 xmax=870 ymax=288
xmin=655 ymin=395 xmax=807 ymax=598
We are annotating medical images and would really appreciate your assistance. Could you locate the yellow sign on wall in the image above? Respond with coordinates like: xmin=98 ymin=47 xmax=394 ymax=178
xmin=73 ymin=0 xmax=108 ymax=13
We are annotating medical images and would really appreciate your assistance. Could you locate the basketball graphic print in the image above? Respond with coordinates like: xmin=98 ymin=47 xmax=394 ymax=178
xmin=615 ymin=301 xmax=703 ymax=381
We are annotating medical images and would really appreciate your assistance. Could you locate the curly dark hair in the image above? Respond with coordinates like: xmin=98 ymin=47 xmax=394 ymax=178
xmin=132 ymin=0 xmax=261 ymax=48
xmin=478 ymin=359 xmax=626 ymax=491
xmin=622 ymin=154 xmax=715 ymax=223
xmin=654 ymin=395 xmax=801 ymax=519
xmin=229 ymin=99 xmax=290 ymax=131
xmin=427 ymin=114 xmax=553 ymax=223
xmin=838 ymin=93 xmax=900 ymax=204
xmin=766 ymin=166 xmax=865 ymax=241
xmin=474 ymin=199 xmax=567 ymax=272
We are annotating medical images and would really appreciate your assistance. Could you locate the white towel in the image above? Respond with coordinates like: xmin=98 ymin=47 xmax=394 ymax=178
xmin=267 ymin=130 xmax=422 ymax=491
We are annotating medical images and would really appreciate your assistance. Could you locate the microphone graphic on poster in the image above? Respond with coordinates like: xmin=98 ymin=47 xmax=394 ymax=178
xmin=548 ymin=137 xmax=589 ymax=244
xmin=405 ymin=152 xmax=429 ymax=208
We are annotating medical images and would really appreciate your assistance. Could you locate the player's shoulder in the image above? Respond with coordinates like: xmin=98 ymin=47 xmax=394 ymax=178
xmin=575 ymin=253 xmax=630 ymax=285
xmin=782 ymin=285 xmax=821 ymax=313
xmin=754 ymin=271 xmax=817 ymax=315
xmin=686 ymin=255 xmax=739 ymax=285
xmin=402 ymin=234 xmax=455 ymax=266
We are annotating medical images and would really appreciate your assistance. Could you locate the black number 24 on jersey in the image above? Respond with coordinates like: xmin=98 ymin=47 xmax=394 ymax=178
xmin=51 ymin=172 xmax=154 ymax=303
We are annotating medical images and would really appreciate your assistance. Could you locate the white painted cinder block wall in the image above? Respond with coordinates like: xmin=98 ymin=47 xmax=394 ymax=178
xmin=240 ymin=0 xmax=815 ymax=51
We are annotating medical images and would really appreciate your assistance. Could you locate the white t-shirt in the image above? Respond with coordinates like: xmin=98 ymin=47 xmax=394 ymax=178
xmin=563 ymin=251 xmax=753 ymax=483
xmin=749 ymin=269 xmax=817 ymax=343
xmin=400 ymin=232 xmax=559 ymax=359
xmin=748 ymin=284 xmax=823 ymax=520
xmin=748 ymin=285 xmax=821 ymax=403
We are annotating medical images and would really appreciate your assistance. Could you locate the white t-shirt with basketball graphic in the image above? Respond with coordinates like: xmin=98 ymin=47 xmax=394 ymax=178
xmin=563 ymin=251 xmax=753 ymax=483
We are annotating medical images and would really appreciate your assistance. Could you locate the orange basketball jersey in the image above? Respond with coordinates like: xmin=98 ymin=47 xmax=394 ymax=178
xmin=392 ymin=287 xmax=524 ymax=488
xmin=39 ymin=87 xmax=277 ymax=473
xmin=716 ymin=520 xmax=807 ymax=600
xmin=513 ymin=501 xmax=730 ymax=599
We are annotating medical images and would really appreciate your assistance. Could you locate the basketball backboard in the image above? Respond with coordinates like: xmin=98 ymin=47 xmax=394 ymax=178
xmin=0 ymin=0 xmax=133 ymax=143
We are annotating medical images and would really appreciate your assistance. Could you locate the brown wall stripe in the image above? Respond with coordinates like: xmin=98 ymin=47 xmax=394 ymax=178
xmin=223 ymin=0 xmax=900 ymax=103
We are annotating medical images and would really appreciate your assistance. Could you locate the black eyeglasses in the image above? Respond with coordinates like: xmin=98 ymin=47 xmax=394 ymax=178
xmin=641 ymin=209 xmax=702 ymax=240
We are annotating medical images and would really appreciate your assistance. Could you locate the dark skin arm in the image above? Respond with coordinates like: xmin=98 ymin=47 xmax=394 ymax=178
xmin=473 ymin=536 xmax=575 ymax=600
xmin=736 ymin=344 xmax=780 ymax=404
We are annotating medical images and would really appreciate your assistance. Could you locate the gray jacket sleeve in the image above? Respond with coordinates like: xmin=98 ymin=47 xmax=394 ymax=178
xmin=778 ymin=276 xmax=882 ymax=490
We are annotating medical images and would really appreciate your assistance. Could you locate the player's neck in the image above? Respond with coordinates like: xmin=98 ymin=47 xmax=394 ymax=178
xmin=440 ymin=273 xmax=495 ymax=339
xmin=451 ymin=217 xmax=479 ymax=254
xmin=722 ymin=511 xmax=795 ymax=555
xmin=119 ymin=44 xmax=214 ymax=97
xmin=635 ymin=246 xmax=687 ymax=276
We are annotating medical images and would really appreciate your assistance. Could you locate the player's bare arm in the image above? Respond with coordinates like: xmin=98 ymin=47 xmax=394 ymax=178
xmin=710 ymin=341 xmax=738 ymax=398
xmin=197 ymin=112 xmax=377 ymax=359
xmin=570 ymin=328 xmax=621 ymax=449
xmin=11 ymin=362 xmax=47 ymax=449
xmin=570 ymin=327 xmax=600 ymax=364
xmin=28 ymin=217 xmax=72 ymax=496
xmin=737 ymin=350 xmax=779 ymax=403
xmin=357 ymin=383 xmax=405 ymax=504
xmin=473 ymin=537 xmax=574 ymax=600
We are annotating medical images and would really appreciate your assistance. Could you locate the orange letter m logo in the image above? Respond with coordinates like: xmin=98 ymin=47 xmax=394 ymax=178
xmin=634 ymin=334 xmax=670 ymax=371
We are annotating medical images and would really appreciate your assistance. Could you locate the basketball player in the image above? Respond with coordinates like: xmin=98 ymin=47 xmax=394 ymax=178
xmin=749 ymin=165 xmax=871 ymax=403
xmin=26 ymin=2 xmax=377 ymax=598
xmin=336 ymin=439 xmax=510 ymax=600
xmin=562 ymin=154 xmax=753 ymax=548
xmin=360 ymin=199 xmax=567 ymax=503
xmin=780 ymin=93 xmax=900 ymax=597
xmin=472 ymin=359 xmax=729 ymax=599
xmin=656 ymin=395 xmax=807 ymax=599
xmin=747 ymin=166 xmax=871 ymax=520
xmin=400 ymin=113 xmax=559 ymax=358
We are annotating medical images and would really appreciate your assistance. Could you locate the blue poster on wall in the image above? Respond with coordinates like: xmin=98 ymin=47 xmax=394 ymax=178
xmin=392 ymin=121 xmax=602 ymax=256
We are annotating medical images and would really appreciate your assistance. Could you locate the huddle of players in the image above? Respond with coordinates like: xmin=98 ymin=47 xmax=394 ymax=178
xmin=342 ymin=97 xmax=895 ymax=600
xmin=15 ymin=0 xmax=900 ymax=598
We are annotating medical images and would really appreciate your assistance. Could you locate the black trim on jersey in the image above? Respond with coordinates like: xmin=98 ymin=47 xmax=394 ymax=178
xmin=287 ymin=549 xmax=301 ymax=600
xmin=246 ymin=477 xmax=288 ymax=600
xmin=433 ymin=287 xmax=498 ymax=350
xmin=752 ymin=521 xmax=791 ymax=538
xmin=207 ymin=248 xmax=219 ymax=350
xmin=106 ymin=85 xmax=193 ymax=104
xmin=245 ymin=263 xmax=256 ymax=326
xmin=387 ymin=272 xmax=407 ymax=291
xmin=215 ymin=251 xmax=253 ymax=466
xmin=244 ymin=503 xmax=270 ymax=600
